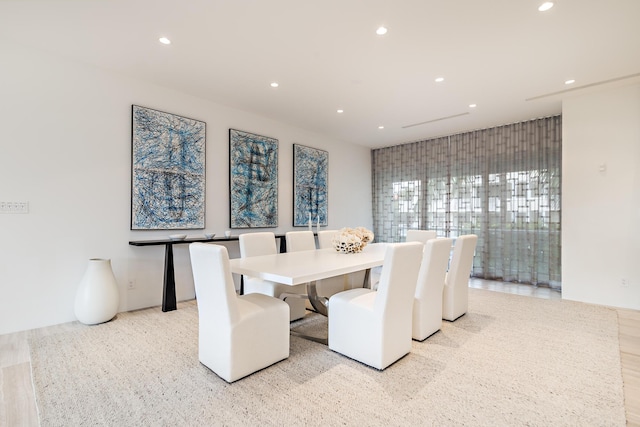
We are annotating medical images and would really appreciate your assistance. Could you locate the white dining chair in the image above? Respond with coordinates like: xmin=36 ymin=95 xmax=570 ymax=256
xmin=442 ymin=234 xmax=478 ymax=321
xmin=406 ymin=229 xmax=437 ymax=244
xmin=368 ymin=228 xmax=434 ymax=290
xmin=317 ymin=229 xmax=337 ymax=251
xmin=412 ymin=237 xmax=453 ymax=340
xmin=328 ymin=242 xmax=423 ymax=370
xmin=239 ymin=232 xmax=307 ymax=321
xmin=285 ymin=230 xmax=316 ymax=252
xmin=189 ymin=243 xmax=289 ymax=383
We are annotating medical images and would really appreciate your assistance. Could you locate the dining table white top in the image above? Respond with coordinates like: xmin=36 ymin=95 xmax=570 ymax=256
xmin=229 ymin=243 xmax=388 ymax=286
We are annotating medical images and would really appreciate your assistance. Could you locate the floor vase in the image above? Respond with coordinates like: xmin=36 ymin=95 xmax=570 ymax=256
xmin=74 ymin=258 xmax=119 ymax=325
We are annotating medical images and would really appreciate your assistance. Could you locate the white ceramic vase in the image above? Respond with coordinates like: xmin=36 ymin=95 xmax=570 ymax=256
xmin=74 ymin=258 xmax=120 ymax=325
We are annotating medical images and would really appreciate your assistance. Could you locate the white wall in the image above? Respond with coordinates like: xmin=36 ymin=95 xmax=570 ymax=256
xmin=0 ymin=41 xmax=372 ymax=335
xmin=562 ymin=83 xmax=640 ymax=310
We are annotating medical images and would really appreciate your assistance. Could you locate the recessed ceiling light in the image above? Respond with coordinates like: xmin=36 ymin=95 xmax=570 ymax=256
xmin=337 ymin=109 xmax=344 ymax=114
xmin=435 ymin=77 xmax=444 ymax=83
xmin=565 ymin=79 xmax=576 ymax=85
xmin=469 ymin=104 xmax=477 ymax=108
xmin=376 ymin=26 xmax=388 ymax=36
xmin=159 ymin=37 xmax=171 ymax=45
xmin=270 ymin=82 xmax=279 ymax=88
xmin=378 ymin=125 xmax=385 ymax=129
xmin=538 ymin=2 xmax=554 ymax=12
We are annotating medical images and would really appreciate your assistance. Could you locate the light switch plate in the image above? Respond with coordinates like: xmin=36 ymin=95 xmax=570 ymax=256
xmin=0 ymin=201 xmax=29 ymax=214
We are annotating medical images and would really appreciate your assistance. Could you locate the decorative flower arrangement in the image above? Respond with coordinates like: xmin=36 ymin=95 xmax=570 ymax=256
xmin=331 ymin=227 xmax=375 ymax=254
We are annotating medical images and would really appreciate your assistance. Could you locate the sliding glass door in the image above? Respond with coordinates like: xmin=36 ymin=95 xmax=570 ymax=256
xmin=372 ymin=116 xmax=561 ymax=288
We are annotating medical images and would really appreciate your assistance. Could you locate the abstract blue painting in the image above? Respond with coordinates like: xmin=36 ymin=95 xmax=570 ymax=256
xmin=131 ymin=105 xmax=206 ymax=230
xmin=229 ymin=129 xmax=278 ymax=228
xmin=293 ymin=144 xmax=328 ymax=227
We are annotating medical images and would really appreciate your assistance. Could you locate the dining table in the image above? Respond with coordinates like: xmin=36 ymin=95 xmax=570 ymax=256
xmin=229 ymin=243 xmax=388 ymax=344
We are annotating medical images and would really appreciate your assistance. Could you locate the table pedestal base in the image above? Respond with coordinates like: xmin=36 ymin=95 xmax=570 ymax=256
xmin=289 ymin=329 xmax=328 ymax=345
xmin=281 ymin=283 xmax=329 ymax=344
xmin=307 ymin=282 xmax=329 ymax=316
xmin=284 ymin=269 xmax=372 ymax=345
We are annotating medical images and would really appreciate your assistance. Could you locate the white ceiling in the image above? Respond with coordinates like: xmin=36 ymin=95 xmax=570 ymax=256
xmin=2 ymin=0 xmax=639 ymax=148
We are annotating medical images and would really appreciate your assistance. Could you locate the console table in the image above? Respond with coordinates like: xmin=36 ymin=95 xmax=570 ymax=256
xmin=129 ymin=235 xmax=287 ymax=312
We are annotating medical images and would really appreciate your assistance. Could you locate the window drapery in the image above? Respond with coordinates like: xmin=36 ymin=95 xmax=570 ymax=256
xmin=371 ymin=116 xmax=561 ymax=288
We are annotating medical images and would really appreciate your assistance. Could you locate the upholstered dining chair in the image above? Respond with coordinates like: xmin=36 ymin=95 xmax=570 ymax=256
xmin=412 ymin=237 xmax=453 ymax=341
xmin=442 ymin=234 xmax=478 ymax=321
xmin=328 ymin=242 xmax=423 ymax=370
xmin=239 ymin=232 xmax=307 ymax=321
xmin=368 ymin=229 xmax=435 ymax=291
xmin=406 ymin=229 xmax=437 ymax=244
xmin=189 ymin=243 xmax=289 ymax=383
xmin=285 ymin=230 xmax=316 ymax=252
xmin=317 ymin=229 xmax=338 ymax=251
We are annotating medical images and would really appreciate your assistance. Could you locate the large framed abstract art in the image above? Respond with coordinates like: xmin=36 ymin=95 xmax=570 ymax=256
xmin=131 ymin=105 xmax=206 ymax=230
xmin=293 ymin=144 xmax=328 ymax=227
xmin=229 ymin=129 xmax=278 ymax=228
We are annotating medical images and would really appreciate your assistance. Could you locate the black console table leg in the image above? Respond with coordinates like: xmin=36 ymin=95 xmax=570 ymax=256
xmin=162 ymin=243 xmax=177 ymax=312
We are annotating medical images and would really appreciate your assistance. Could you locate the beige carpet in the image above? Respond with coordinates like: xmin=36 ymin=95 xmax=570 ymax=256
xmin=29 ymin=288 xmax=626 ymax=426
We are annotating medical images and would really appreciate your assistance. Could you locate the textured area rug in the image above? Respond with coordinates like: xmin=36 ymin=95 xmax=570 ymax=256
xmin=29 ymin=289 xmax=625 ymax=426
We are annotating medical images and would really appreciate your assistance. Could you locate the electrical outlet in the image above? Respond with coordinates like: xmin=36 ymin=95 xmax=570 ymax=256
xmin=127 ymin=279 xmax=136 ymax=290
xmin=0 ymin=201 xmax=29 ymax=214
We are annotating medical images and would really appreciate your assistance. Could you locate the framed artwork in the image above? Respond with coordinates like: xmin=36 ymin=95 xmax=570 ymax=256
xmin=293 ymin=144 xmax=328 ymax=227
xmin=229 ymin=129 xmax=278 ymax=228
xmin=131 ymin=105 xmax=206 ymax=230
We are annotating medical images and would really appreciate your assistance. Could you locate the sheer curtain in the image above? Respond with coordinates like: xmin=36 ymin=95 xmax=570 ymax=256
xmin=371 ymin=116 xmax=561 ymax=288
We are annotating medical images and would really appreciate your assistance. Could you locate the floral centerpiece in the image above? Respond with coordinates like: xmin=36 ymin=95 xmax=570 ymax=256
xmin=331 ymin=227 xmax=375 ymax=254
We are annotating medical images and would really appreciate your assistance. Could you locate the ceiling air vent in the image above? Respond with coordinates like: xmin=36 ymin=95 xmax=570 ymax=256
xmin=402 ymin=112 xmax=470 ymax=129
